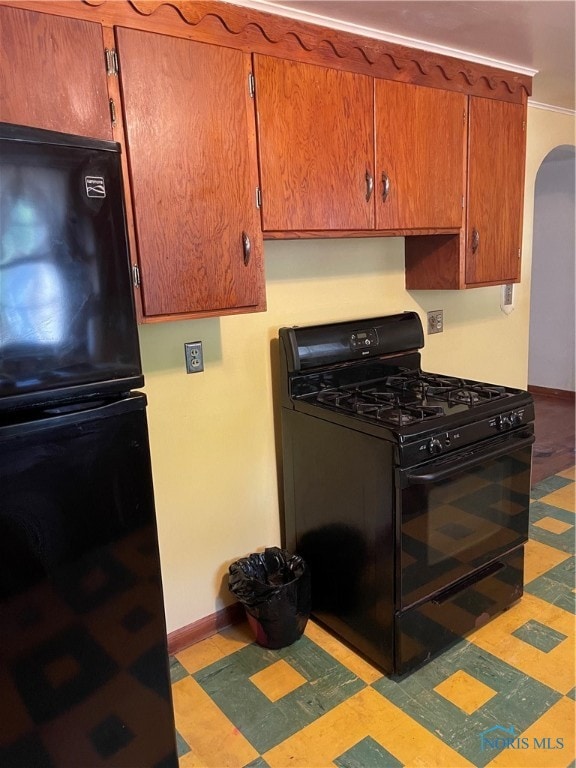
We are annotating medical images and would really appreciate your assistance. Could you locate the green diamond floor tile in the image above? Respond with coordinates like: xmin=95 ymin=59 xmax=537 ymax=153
xmin=524 ymin=556 xmax=576 ymax=614
xmin=193 ymin=635 xmax=366 ymax=754
xmin=529 ymin=554 xmax=575 ymax=590
xmin=531 ymin=475 xmax=574 ymax=500
xmin=529 ymin=501 xmax=575 ymax=553
xmin=511 ymin=619 xmax=568 ymax=652
xmin=334 ymin=735 xmax=404 ymax=768
xmin=372 ymin=639 xmax=562 ymax=768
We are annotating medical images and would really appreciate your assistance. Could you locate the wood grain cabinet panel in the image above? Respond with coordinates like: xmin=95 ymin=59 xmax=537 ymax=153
xmin=254 ymin=55 xmax=375 ymax=231
xmin=115 ymin=27 xmax=265 ymax=318
xmin=465 ymin=96 xmax=526 ymax=286
xmin=0 ymin=5 xmax=112 ymax=140
xmin=375 ymin=80 xmax=466 ymax=230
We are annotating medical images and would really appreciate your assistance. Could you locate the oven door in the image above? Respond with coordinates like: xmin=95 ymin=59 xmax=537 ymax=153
xmin=397 ymin=427 xmax=534 ymax=609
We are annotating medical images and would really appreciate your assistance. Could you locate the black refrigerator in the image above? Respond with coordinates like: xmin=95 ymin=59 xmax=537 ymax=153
xmin=0 ymin=123 xmax=178 ymax=768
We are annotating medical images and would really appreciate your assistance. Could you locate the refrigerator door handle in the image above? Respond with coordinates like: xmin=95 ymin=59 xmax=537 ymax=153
xmin=0 ymin=393 xmax=147 ymax=439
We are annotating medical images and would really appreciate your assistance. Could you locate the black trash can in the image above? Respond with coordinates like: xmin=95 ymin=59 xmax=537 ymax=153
xmin=228 ymin=547 xmax=311 ymax=649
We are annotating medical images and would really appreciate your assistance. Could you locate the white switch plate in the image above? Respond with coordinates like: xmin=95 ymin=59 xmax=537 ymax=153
xmin=501 ymin=284 xmax=514 ymax=314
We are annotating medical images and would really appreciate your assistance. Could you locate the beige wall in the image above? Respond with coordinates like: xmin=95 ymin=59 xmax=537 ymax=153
xmin=139 ymin=105 xmax=575 ymax=634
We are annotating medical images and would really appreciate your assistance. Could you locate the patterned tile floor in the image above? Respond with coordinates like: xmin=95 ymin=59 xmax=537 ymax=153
xmin=170 ymin=467 xmax=575 ymax=768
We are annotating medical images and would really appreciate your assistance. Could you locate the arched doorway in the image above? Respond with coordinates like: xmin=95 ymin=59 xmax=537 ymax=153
xmin=528 ymin=143 xmax=575 ymax=480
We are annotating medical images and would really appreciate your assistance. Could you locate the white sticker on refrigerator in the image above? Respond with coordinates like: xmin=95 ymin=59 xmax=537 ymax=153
xmin=85 ymin=176 xmax=106 ymax=198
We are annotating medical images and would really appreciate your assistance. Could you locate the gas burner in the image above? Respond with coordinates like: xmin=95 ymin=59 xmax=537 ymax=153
xmin=448 ymin=388 xmax=483 ymax=405
xmin=447 ymin=384 xmax=507 ymax=406
xmin=382 ymin=409 xmax=415 ymax=426
xmin=356 ymin=403 xmax=444 ymax=426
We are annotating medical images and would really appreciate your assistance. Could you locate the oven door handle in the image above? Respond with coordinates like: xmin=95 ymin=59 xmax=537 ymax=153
xmin=403 ymin=431 xmax=535 ymax=485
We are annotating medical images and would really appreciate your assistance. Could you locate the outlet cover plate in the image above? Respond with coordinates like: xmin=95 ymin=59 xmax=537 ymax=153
xmin=184 ymin=341 xmax=204 ymax=373
xmin=427 ymin=310 xmax=444 ymax=334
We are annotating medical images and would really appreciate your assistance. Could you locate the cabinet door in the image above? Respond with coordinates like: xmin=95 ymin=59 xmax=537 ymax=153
xmin=375 ymin=80 xmax=466 ymax=229
xmin=0 ymin=6 xmax=111 ymax=140
xmin=254 ymin=55 xmax=374 ymax=231
xmin=115 ymin=28 xmax=264 ymax=317
xmin=466 ymin=97 xmax=526 ymax=285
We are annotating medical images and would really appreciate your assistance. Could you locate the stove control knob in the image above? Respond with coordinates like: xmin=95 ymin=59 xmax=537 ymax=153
xmin=497 ymin=414 xmax=512 ymax=431
xmin=428 ymin=438 xmax=443 ymax=455
xmin=509 ymin=410 xmax=522 ymax=426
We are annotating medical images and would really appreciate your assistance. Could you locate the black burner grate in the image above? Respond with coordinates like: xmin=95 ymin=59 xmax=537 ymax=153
xmin=311 ymin=368 xmax=511 ymax=427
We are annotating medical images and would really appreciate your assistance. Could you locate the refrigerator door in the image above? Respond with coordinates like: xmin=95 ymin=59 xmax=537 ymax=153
xmin=0 ymin=123 xmax=142 ymax=411
xmin=0 ymin=394 xmax=177 ymax=767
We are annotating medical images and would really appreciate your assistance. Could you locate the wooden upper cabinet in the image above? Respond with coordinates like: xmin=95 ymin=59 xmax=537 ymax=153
xmin=253 ymin=55 xmax=375 ymax=231
xmin=405 ymin=95 xmax=527 ymax=289
xmin=254 ymin=57 xmax=466 ymax=234
xmin=0 ymin=5 xmax=111 ymax=140
xmin=115 ymin=27 xmax=265 ymax=318
xmin=466 ymin=96 xmax=526 ymax=285
xmin=375 ymin=80 xmax=466 ymax=230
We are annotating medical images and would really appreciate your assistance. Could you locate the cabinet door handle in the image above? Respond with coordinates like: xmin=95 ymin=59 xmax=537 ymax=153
xmin=471 ymin=227 xmax=480 ymax=254
xmin=382 ymin=172 xmax=390 ymax=202
xmin=365 ymin=171 xmax=374 ymax=202
xmin=242 ymin=231 xmax=251 ymax=266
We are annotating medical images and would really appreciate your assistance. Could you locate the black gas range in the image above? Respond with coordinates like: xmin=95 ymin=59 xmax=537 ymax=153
xmin=279 ymin=312 xmax=534 ymax=674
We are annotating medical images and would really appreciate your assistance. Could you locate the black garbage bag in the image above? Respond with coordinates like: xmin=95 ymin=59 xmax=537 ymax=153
xmin=228 ymin=547 xmax=311 ymax=649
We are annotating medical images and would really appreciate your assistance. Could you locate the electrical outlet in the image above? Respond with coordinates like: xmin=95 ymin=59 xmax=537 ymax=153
xmin=184 ymin=341 xmax=204 ymax=373
xmin=427 ymin=310 xmax=444 ymax=334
